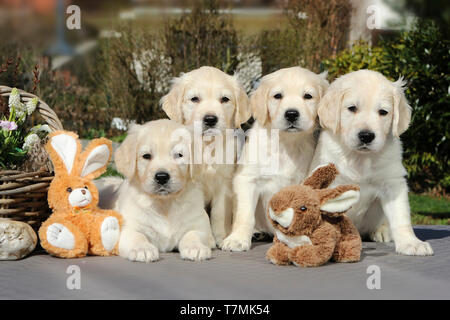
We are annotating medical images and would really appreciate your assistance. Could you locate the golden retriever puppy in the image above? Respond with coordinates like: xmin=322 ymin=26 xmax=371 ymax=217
xmin=310 ymin=69 xmax=433 ymax=256
xmin=222 ymin=67 xmax=329 ymax=251
xmin=99 ymin=120 xmax=215 ymax=262
xmin=161 ymin=66 xmax=250 ymax=247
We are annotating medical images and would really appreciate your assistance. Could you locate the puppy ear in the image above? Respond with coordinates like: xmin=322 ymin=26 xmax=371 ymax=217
xmin=115 ymin=124 xmax=140 ymax=179
xmin=233 ymin=79 xmax=251 ymax=128
xmin=392 ymin=77 xmax=412 ymax=138
xmin=160 ymin=77 xmax=185 ymax=123
xmin=45 ymin=131 xmax=81 ymax=176
xmin=319 ymin=185 xmax=360 ymax=215
xmin=317 ymin=71 xmax=330 ymax=99
xmin=77 ymin=138 xmax=112 ymax=180
xmin=250 ymin=81 xmax=269 ymax=126
xmin=303 ymin=163 xmax=339 ymax=189
xmin=317 ymin=82 xmax=343 ymax=134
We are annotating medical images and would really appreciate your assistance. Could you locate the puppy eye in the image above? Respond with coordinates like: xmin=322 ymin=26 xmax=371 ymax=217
xmin=220 ymin=96 xmax=230 ymax=103
xmin=303 ymin=93 xmax=313 ymax=100
xmin=348 ymin=106 xmax=357 ymax=113
xmin=84 ymin=186 xmax=88 ymax=189
xmin=191 ymin=96 xmax=200 ymax=103
xmin=175 ymin=153 xmax=183 ymax=159
xmin=379 ymin=109 xmax=388 ymax=116
xmin=274 ymin=93 xmax=283 ymax=100
xmin=142 ymin=153 xmax=152 ymax=160
xmin=66 ymin=187 xmax=72 ymax=193
xmin=300 ymin=206 xmax=307 ymax=211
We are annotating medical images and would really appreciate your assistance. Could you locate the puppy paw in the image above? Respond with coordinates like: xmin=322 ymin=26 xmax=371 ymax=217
xmin=47 ymin=223 xmax=75 ymax=250
xmin=180 ymin=243 xmax=212 ymax=262
xmin=214 ymin=235 xmax=225 ymax=248
xmin=128 ymin=243 xmax=159 ymax=263
xmin=101 ymin=217 xmax=120 ymax=251
xmin=221 ymin=233 xmax=251 ymax=252
xmin=396 ymin=239 xmax=433 ymax=256
xmin=370 ymin=223 xmax=392 ymax=243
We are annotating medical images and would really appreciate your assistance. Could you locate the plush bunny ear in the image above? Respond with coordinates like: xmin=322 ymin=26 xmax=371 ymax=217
xmin=319 ymin=185 xmax=360 ymax=215
xmin=303 ymin=163 xmax=339 ymax=189
xmin=76 ymin=138 xmax=112 ymax=180
xmin=45 ymin=131 xmax=81 ymax=176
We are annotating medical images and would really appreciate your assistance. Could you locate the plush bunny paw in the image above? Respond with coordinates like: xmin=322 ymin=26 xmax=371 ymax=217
xmin=101 ymin=217 xmax=120 ymax=251
xmin=47 ymin=223 xmax=75 ymax=250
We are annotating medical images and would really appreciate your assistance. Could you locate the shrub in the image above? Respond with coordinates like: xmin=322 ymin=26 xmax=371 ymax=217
xmin=163 ymin=0 xmax=239 ymax=75
xmin=322 ymin=21 xmax=450 ymax=194
xmin=93 ymin=25 xmax=167 ymax=125
xmin=258 ymin=0 xmax=353 ymax=74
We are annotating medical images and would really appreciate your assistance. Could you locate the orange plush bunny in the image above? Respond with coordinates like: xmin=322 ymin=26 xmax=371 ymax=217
xmin=38 ymin=131 xmax=123 ymax=258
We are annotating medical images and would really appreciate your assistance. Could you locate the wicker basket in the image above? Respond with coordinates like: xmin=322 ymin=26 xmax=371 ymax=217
xmin=0 ymin=85 xmax=63 ymax=231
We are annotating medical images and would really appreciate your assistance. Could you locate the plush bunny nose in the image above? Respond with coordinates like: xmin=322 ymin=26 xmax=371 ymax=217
xmin=68 ymin=188 xmax=92 ymax=208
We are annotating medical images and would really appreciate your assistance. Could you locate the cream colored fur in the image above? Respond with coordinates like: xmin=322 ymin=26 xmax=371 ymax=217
xmin=160 ymin=66 xmax=251 ymax=246
xmin=222 ymin=67 xmax=329 ymax=251
xmin=310 ymin=69 xmax=433 ymax=256
xmin=98 ymin=120 xmax=215 ymax=262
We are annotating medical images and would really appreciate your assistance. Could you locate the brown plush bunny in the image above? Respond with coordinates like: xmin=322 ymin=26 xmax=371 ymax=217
xmin=266 ymin=163 xmax=362 ymax=267
xmin=38 ymin=131 xmax=123 ymax=258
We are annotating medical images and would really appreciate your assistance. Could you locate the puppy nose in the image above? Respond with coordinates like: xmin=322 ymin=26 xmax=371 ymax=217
xmin=358 ymin=130 xmax=375 ymax=144
xmin=203 ymin=114 xmax=218 ymax=127
xmin=81 ymin=189 xmax=86 ymax=195
xmin=155 ymin=171 xmax=170 ymax=185
xmin=284 ymin=109 xmax=299 ymax=123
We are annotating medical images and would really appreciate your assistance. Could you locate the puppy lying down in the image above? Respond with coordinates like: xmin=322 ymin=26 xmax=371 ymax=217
xmin=97 ymin=120 xmax=215 ymax=262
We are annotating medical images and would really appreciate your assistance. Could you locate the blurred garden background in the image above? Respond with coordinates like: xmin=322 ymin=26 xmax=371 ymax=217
xmin=0 ymin=0 xmax=449 ymax=224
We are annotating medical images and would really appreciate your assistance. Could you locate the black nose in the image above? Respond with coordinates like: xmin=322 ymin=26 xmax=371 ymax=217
xmin=203 ymin=115 xmax=218 ymax=127
xmin=284 ymin=109 xmax=299 ymax=123
xmin=155 ymin=171 xmax=170 ymax=185
xmin=358 ymin=130 xmax=375 ymax=144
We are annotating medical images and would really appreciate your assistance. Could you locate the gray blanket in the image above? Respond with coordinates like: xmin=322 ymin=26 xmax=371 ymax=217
xmin=0 ymin=225 xmax=449 ymax=299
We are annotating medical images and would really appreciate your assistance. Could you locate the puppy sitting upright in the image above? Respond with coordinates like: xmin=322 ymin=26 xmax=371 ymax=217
xmin=310 ymin=69 xmax=433 ymax=256
xmin=222 ymin=67 xmax=329 ymax=251
xmin=161 ymin=66 xmax=250 ymax=247
xmin=102 ymin=120 xmax=215 ymax=262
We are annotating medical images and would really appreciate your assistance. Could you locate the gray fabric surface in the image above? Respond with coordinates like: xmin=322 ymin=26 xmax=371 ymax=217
xmin=0 ymin=225 xmax=449 ymax=300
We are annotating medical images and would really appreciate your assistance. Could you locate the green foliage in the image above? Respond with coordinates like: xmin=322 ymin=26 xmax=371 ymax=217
xmin=410 ymin=193 xmax=450 ymax=225
xmin=323 ymin=20 xmax=450 ymax=193
xmin=322 ymin=41 xmax=391 ymax=76
xmin=0 ymin=89 xmax=49 ymax=169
